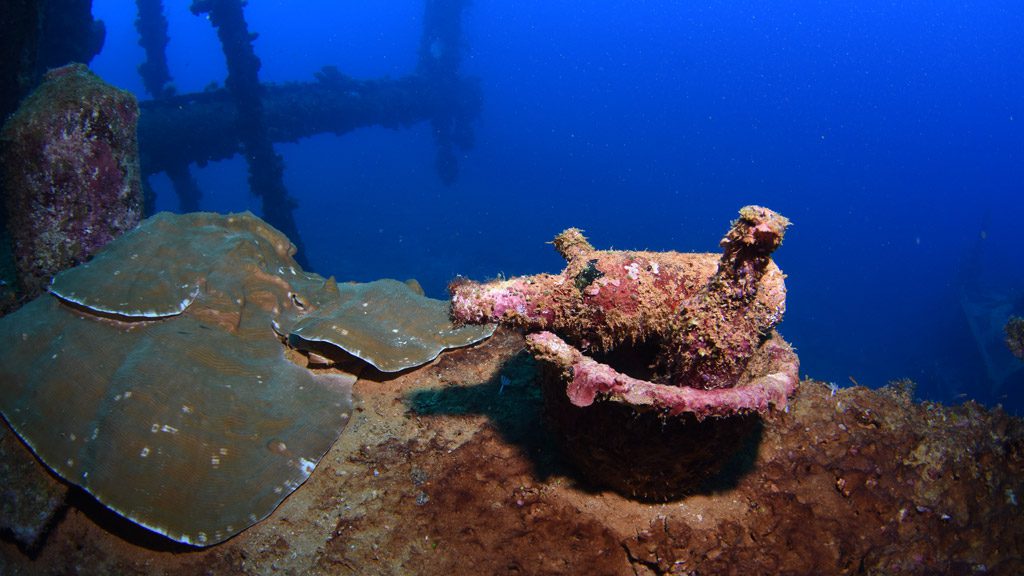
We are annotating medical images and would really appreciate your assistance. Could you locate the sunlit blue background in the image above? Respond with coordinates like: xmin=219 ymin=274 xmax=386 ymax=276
xmin=91 ymin=1 xmax=1024 ymax=410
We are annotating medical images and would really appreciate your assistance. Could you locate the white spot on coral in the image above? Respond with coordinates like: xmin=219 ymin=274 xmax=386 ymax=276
xmin=140 ymin=447 xmax=150 ymax=458
xmin=160 ymin=424 xmax=179 ymax=434
xmin=66 ymin=459 xmax=74 ymax=467
xmin=151 ymin=424 xmax=159 ymax=433
xmin=211 ymin=456 xmax=220 ymax=467
xmin=182 ymin=405 xmax=192 ymax=414
xmin=299 ymin=457 xmax=316 ymax=476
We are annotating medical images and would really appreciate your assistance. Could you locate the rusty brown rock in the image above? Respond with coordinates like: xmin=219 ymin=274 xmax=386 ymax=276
xmin=0 ymin=420 xmax=67 ymax=553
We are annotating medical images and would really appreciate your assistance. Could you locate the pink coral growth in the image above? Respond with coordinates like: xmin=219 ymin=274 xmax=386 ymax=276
xmin=451 ymin=206 xmax=799 ymax=418
xmin=528 ymin=331 xmax=798 ymax=420
xmin=451 ymin=208 xmax=800 ymax=499
xmin=1 ymin=64 xmax=142 ymax=298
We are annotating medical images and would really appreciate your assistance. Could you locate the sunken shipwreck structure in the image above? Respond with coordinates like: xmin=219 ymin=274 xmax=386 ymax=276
xmin=0 ymin=0 xmax=478 ymax=283
xmin=136 ymin=0 xmax=479 ymax=266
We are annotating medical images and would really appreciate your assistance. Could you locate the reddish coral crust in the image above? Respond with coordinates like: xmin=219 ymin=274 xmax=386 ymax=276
xmin=0 ymin=63 xmax=142 ymax=297
xmin=528 ymin=330 xmax=798 ymax=419
xmin=451 ymin=206 xmax=797 ymax=416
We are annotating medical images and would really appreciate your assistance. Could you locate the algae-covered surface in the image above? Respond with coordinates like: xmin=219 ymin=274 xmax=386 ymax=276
xmin=1 ymin=328 xmax=1022 ymax=575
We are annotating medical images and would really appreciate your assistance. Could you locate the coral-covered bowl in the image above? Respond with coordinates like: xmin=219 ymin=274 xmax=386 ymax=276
xmin=529 ymin=331 xmax=798 ymax=500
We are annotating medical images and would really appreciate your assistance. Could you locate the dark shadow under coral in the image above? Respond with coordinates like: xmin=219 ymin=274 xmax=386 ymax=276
xmin=405 ymin=350 xmax=571 ymax=481
xmin=537 ymin=361 xmax=764 ymax=501
xmin=406 ymin=349 xmax=764 ymax=502
xmin=64 ymin=487 xmax=198 ymax=553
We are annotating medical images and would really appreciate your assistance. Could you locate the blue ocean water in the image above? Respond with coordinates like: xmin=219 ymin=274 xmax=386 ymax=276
xmin=91 ymin=1 xmax=1023 ymax=411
